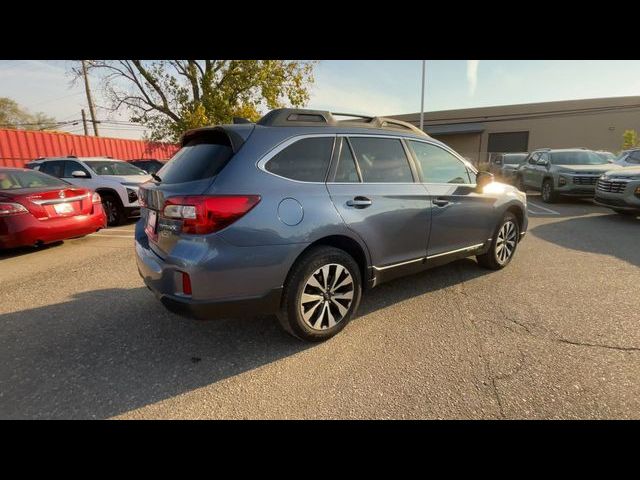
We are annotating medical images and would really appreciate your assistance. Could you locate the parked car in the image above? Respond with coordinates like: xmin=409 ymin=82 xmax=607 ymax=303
xmin=26 ymin=156 xmax=151 ymax=226
xmin=515 ymin=148 xmax=622 ymax=203
xmin=594 ymin=151 xmax=617 ymax=163
xmin=594 ymin=166 xmax=640 ymax=215
xmin=488 ymin=153 xmax=528 ymax=181
xmin=614 ymin=148 xmax=640 ymax=167
xmin=135 ymin=108 xmax=528 ymax=342
xmin=0 ymin=167 xmax=106 ymax=249
xmin=128 ymin=159 xmax=165 ymax=174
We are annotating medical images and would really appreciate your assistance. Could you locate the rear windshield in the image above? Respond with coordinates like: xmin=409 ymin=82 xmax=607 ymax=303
xmin=156 ymin=135 xmax=234 ymax=184
xmin=85 ymin=161 xmax=148 ymax=176
xmin=550 ymin=151 xmax=608 ymax=165
xmin=0 ymin=169 xmax=68 ymax=190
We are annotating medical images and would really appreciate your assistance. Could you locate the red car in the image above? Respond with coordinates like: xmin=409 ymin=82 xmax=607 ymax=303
xmin=0 ymin=167 xmax=106 ymax=249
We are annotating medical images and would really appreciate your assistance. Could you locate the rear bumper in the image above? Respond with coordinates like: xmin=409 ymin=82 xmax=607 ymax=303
xmin=0 ymin=207 xmax=106 ymax=249
xmin=134 ymin=222 xmax=305 ymax=319
xmin=154 ymin=286 xmax=283 ymax=320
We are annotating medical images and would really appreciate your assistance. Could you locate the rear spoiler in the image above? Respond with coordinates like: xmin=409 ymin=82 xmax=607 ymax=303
xmin=181 ymin=125 xmax=255 ymax=154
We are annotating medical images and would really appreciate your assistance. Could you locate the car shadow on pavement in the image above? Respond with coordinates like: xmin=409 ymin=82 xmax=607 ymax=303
xmin=0 ymin=258 xmax=491 ymax=419
xmin=0 ymin=241 xmax=63 ymax=261
xmin=530 ymin=212 xmax=640 ymax=267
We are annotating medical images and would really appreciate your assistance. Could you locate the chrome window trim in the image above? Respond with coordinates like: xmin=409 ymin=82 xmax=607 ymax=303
xmin=257 ymin=132 xmax=426 ymax=185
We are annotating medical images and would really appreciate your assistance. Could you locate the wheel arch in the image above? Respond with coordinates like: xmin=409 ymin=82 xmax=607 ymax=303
xmin=95 ymin=187 xmax=123 ymax=206
xmin=285 ymin=234 xmax=372 ymax=290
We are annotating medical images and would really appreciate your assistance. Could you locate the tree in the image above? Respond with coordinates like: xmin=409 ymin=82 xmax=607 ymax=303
xmin=622 ymin=129 xmax=639 ymax=150
xmin=90 ymin=60 xmax=317 ymax=142
xmin=0 ymin=97 xmax=58 ymax=131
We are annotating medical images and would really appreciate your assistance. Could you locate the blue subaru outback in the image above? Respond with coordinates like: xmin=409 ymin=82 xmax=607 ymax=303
xmin=136 ymin=109 xmax=528 ymax=341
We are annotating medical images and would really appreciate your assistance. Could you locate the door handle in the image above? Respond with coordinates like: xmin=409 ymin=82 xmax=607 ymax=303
xmin=346 ymin=196 xmax=372 ymax=208
xmin=432 ymin=198 xmax=449 ymax=207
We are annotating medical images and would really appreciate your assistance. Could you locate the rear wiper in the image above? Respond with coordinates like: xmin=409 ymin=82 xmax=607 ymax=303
xmin=151 ymin=173 xmax=162 ymax=183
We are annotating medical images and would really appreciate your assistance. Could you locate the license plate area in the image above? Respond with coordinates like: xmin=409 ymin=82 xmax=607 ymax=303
xmin=145 ymin=209 xmax=158 ymax=240
xmin=53 ymin=202 xmax=75 ymax=215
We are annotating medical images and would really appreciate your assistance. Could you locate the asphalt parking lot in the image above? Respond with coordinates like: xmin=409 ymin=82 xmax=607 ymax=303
xmin=0 ymin=195 xmax=638 ymax=419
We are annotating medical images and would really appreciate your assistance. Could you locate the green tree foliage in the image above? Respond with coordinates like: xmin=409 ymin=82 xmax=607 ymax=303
xmin=622 ymin=129 xmax=639 ymax=149
xmin=0 ymin=97 xmax=57 ymax=130
xmin=91 ymin=60 xmax=318 ymax=142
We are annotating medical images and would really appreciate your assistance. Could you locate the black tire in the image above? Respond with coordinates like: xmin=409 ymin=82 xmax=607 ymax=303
xmin=541 ymin=178 xmax=558 ymax=203
xmin=516 ymin=175 xmax=526 ymax=192
xmin=476 ymin=212 xmax=520 ymax=270
xmin=277 ymin=246 xmax=362 ymax=342
xmin=101 ymin=193 xmax=125 ymax=226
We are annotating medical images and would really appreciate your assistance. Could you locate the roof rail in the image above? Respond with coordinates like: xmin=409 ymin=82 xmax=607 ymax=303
xmin=256 ymin=108 xmax=428 ymax=136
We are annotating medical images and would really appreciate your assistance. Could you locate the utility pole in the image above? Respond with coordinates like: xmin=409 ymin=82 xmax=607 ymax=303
xmin=81 ymin=109 xmax=88 ymax=136
xmin=419 ymin=60 xmax=426 ymax=132
xmin=81 ymin=60 xmax=99 ymax=136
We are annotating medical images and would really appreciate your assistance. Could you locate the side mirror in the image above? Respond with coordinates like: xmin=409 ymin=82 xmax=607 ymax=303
xmin=72 ymin=170 xmax=88 ymax=178
xmin=476 ymin=171 xmax=494 ymax=190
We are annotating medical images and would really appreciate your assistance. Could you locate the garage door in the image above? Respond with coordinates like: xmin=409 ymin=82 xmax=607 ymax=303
xmin=487 ymin=131 xmax=529 ymax=153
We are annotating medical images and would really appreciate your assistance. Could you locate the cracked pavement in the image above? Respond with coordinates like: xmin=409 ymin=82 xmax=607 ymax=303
xmin=0 ymin=197 xmax=638 ymax=419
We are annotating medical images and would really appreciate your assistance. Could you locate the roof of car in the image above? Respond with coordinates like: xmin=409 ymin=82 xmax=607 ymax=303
xmin=30 ymin=156 xmax=123 ymax=162
xmin=181 ymin=108 xmax=433 ymax=150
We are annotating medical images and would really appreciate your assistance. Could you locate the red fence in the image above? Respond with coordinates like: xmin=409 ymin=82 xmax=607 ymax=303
xmin=0 ymin=129 xmax=180 ymax=168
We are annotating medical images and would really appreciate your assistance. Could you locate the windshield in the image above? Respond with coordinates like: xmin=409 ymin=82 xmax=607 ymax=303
xmin=84 ymin=160 xmax=148 ymax=176
xmin=0 ymin=169 xmax=69 ymax=190
xmin=550 ymin=151 xmax=608 ymax=165
xmin=595 ymin=152 xmax=615 ymax=162
xmin=503 ymin=153 xmax=528 ymax=165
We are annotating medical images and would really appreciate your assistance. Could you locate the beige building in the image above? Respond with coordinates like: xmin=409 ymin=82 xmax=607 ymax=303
xmin=390 ymin=96 xmax=640 ymax=165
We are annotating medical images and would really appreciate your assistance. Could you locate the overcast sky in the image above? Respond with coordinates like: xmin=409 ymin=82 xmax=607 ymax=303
xmin=2 ymin=60 xmax=640 ymax=140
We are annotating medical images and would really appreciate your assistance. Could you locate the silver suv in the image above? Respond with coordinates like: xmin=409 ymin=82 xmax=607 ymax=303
xmin=516 ymin=148 xmax=622 ymax=203
xmin=594 ymin=166 xmax=640 ymax=215
xmin=136 ymin=109 xmax=528 ymax=342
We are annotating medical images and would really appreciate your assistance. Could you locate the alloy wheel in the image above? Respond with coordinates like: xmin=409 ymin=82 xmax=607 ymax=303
xmin=300 ymin=263 xmax=354 ymax=330
xmin=495 ymin=220 xmax=517 ymax=265
xmin=103 ymin=199 xmax=117 ymax=224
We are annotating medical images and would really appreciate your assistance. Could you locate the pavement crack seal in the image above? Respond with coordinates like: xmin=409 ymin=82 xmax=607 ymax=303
xmin=555 ymin=338 xmax=640 ymax=353
xmin=457 ymin=286 xmax=640 ymax=354
xmin=454 ymin=267 xmax=520 ymax=419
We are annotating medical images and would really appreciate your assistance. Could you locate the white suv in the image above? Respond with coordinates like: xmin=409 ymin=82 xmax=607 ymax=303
xmin=27 ymin=156 xmax=152 ymax=226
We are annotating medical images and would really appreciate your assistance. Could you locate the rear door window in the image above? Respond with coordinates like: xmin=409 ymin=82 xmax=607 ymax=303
xmin=158 ymin=134 xmax=235 ymax=184
xmin=348 ymin=137 xmax=413 ymax=183
xmin=265 ymin=137 xmax=334 ymax=182
xmin=40 ymin=161 xmax=65 ymax=178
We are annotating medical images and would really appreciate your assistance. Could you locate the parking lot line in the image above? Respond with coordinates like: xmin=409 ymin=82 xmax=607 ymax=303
xmin=89 ymin=233 xmax=135 ymax=238
xmin=527 ymin=201 xmax=560 ymax=215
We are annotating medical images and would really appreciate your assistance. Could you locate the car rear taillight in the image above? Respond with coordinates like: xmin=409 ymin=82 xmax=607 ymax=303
xmin=91 ymin=192 xmax=101 ymax=204
xmin=0 ymin=202 xmax=29 ymax=217
xmin=162 ymin=195 xmax=261 ymax=234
